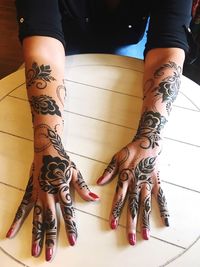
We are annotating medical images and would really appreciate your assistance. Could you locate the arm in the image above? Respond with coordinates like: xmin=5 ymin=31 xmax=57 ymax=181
xmin=97 ymin=47 xmax=184 ymax=244
xmin=6 ymin=36 xmax=99 ymax=261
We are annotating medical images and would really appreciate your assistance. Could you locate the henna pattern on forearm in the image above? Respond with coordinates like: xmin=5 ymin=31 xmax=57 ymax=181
xmin=144 ymin=61 xmax=181 ymax=115
xmin=133 ymin=111 xmax=167 ymax=149
xmin=47 ymin=128 xmax=68 ymax=159
xmin=30 ymin=95 xmax=61 ymax=117
xmin=26 ymin=62 xmax=56 ymax=89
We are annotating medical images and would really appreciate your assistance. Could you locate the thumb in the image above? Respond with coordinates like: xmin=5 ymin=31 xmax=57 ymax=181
xmin=97 ymin=156 xmax=118 ymax=185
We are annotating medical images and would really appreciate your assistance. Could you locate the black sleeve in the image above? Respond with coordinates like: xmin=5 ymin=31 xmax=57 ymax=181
xmin=144 ymin=0 xmax=193 ymax=57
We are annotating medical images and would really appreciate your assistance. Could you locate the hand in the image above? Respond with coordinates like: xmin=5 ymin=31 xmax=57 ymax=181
xmin=97 ymin=141 xmax=169 ymax=245
xmin=6 ymin=151 xmax=99 ymax=262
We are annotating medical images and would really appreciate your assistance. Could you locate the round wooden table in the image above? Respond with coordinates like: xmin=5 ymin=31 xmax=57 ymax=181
xmin=0 ymin=54 xmax=200 ymax=267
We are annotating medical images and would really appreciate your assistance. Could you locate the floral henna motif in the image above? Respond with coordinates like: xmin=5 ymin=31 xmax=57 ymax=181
xmin=39 ymin=155 xmax=71 ymax=194
xmin=145 ymin=61 xmax=182 ymax=115
xmin=133 ymin=111 xmax=167 ymax=149
xmin=30 ymin=95 xmax=61 ymax=117
xmin=26 ymin=62 xmax=56 ymax=89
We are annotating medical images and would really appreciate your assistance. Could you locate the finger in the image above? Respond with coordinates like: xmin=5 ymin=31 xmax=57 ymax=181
xmin=141 ymin=192 xmax=152 ymax=240
xmin=97 ymin=155 xmax=118 ymax=185
xmin=127 ymin=185 xmax=140 ymax=246
xmin=59 ymin=188 xmax=77 ymax=246
xmin=32 ymin=202 xmax=44 ymax=257
xmin=45 ymin=206 xmax=57 ymax=262
xmin=110 ymin=168 xmax=132 ymax=230
xmin=156 ymin=186 xmax=170 ymax=226
xmin=72 ymin=169 xmax=100 ymax=201
xmin=6 ymin=175 xmax=34 ymax=238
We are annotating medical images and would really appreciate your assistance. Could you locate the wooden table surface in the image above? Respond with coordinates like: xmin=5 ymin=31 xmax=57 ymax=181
xmin=0 ymin=54 xmax=200 ymax=267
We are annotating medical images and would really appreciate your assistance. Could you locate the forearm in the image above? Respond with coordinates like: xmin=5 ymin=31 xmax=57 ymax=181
xmin=23 ymin=37 xmax=66 ymax=154
xmin=134 ymin=48 xmax=185 ymax=148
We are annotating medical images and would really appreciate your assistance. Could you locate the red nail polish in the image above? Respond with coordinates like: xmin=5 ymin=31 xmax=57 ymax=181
xmin=97 ymin=176 xmax=104 ymax=184
xmin=6 ymin=227 xmax=14 ymax=238
xmin=89 ymin=192 xmax=100 ymax=200
xmin=142 ymin=229 xmax=150 ymax=240
xmin=69 ymin=234 xmax=76 ymax=246
xmin=128 ymin=233 xmax=136 ymax=246
xmin=46 ymin=248 xmax=53 ymax=262
xmin=111 ymin=219 xmax=117 ymax=230
xmin=32 ymin=243 xmax=40 ymax=257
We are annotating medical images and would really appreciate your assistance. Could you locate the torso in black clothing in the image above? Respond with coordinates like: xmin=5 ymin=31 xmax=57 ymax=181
xmin=60 ymin=0 xmax=150 ymax=47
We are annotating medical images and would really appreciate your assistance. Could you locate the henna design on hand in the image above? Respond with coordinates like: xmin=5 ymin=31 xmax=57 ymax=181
xmin=13 ymin=175 xmax=34 ymax=223
xmin=157 ymin=187 xmax=169 ymax=226
xmin=76 ymin=171 xmax=89 ymax=191
xmin=30 ymin=95 xmax=61 ymax=117
xmin=133 ymin=111 xmax=167 ymax=149
xmin=26 ymin=62 xmax=56 ymax=89
xmin=45 ymin=208 xmax=57 ymax=247
xmin=32 ymin=205 xmax=44 ymax=249
xmin=39 ymin=155 xmax=71 ymax=194
xmin=60 ymin=191 xmax=78 ymax=239
xmin=112 ymin=195 xmax=124 ymax=219
xmin=142 ymin=194 xmax=151 ymax=230
xmin=129 ymin=157 xmax=155 ymax=222
xmin=47 ymin=128 xmax=69 ymax=159
xmin=129 ymin=190 xmax=140 ymax=220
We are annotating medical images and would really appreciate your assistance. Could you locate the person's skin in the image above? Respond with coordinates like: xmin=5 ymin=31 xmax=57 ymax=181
xmin=5 ymin=36 xmax=100 ymax=262
xmin=5 ymin=35 xmax=185 ymax=259
xmin=97 ymin=47 xmax=185 ymax=245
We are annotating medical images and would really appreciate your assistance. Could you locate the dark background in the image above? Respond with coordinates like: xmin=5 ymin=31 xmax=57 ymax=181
xmin=0 ymin=0 xmax=199 ymax=85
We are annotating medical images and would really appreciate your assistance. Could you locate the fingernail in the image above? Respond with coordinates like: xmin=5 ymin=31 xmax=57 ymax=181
xmin=164 ymin=217 xmax=170 ymax=227
xmin=111 ymin=218 xmax=118 ymax=230
xmin=89 ymin=192 xmax=100 ymax=200
xmin=6 ymin=227 xmax=14 ymax=238
xmin=32 ymin=243 xmax=40 ymax=257
xmin=69 ymin=234 xmax=76 ymax=246
xmin=128 ymin=233 xmax=136 ymax=246
xmin=142 ymin=228 xmax=150 ymax=240
xmin=97 ymin=176 xmax=104 ymax=185
xmin=46 ymin=248 xmax=53 ymax=262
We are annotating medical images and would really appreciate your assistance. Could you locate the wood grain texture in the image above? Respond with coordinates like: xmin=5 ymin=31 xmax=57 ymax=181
xmin=0 ymin=0 xmax=23 ymax=79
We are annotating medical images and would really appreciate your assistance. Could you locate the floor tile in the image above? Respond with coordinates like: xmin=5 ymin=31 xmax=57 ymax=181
xmin=166 ymin=236 xmax=200 ymax=267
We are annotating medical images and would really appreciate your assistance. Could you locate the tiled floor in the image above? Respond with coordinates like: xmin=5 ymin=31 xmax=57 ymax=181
xmin=0 ymin=54 xmax=200 ymax=267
